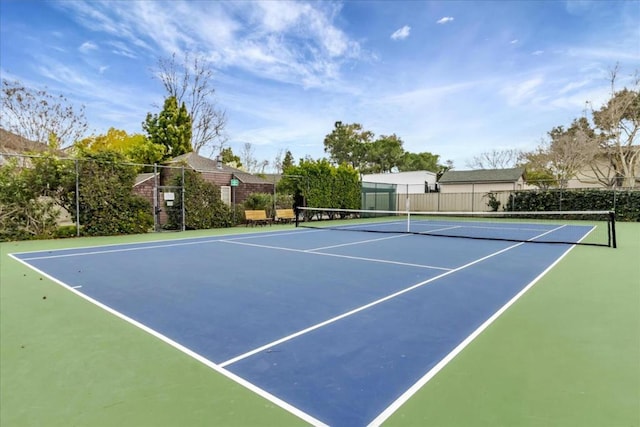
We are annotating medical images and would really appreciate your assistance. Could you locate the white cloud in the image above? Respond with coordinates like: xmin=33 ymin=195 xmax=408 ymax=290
xmin=436 ymin=17 xmax=454 ymax=24
xmin=79 ymin=41 xmax=98 ymax=53
xmin=391 ymin=25 xmax=411 ymax=40
xmin=532 ymin=50 xmax=544 ymax=55
xmin=500 ymin=76 xmax=544 ymax=106
xmin=510 ymin=39 xmax=519 ymax=44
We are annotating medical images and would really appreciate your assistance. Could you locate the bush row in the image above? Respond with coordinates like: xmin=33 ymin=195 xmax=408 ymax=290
xmin=506 ymin=189 xmax=640 ymax=221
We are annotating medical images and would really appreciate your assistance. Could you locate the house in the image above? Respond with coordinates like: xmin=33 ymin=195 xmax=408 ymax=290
xmin=164 ymin=152 xmax=274 ymax=204
xmin=0 ymin=128 xmax=56 ymax=166
xmin=437 ymin=168 xmax=527 ymax=193
xmin=132 ymin=152 xmax=275 ymax=229
xmin=361 ymin=170 xmax=438 ymax=194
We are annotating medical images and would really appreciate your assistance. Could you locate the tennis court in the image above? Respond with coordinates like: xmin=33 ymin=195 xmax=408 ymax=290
xmin=7 ymin=212 xmax=625 ymax=426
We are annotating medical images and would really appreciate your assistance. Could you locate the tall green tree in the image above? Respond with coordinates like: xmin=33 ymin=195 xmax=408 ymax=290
xmin=143 ymin=96 xmax=192 ymax=161
xmin=364 ymin=134 xmax=404 ymax=173
xmin=323 ymin=121 xmax=373 ymax=169
xmin=154 ymin=52 xmax=227 ymax=155
xmin=397 ymin=152 xmax=441 ymax=173
xmin=282 ymin=150 xmax=294 ymax=170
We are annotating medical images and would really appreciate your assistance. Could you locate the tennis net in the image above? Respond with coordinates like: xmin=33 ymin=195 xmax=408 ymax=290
xmin=295 ymin=207 xmax=617 ymax=248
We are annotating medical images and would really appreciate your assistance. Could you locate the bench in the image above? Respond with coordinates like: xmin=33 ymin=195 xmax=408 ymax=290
xmin=244 ymin=209 xmax=272 ymax=226
xmin=275 ymin=209 xmax=296 ymax=224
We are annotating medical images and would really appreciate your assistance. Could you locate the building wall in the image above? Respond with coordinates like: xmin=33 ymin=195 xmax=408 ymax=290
xmin=439 ymin=178 xmax=527 ymax=194
xmin=362 ymin=171 xmax=438 ymax=194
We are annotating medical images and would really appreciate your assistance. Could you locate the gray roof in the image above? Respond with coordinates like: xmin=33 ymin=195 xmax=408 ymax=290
xmin=166 ymin=152 xmax=272 ymax=185
xmin=0 ymin=128 xmax=51 ymax=154
xmin=134 ymin=172 xmax=158 ymax=186
xmin=439 ymin=167 xmax=525 ymax=184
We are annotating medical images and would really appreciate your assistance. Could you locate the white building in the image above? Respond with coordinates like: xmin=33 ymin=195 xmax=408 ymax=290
xmin=361 ymin=170 xmax=438 ymax=194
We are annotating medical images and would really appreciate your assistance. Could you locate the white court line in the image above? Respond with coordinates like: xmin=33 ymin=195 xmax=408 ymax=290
xmin=8 ymin=223 xmax=577 ymax=427
xmin=16 ymin=229 xmax=322 ymax=261
xmin=218 ymin=237 xmax=534 ymax=369
xmin=11 ymin=228 xmax=318 ymax=258
xmin=8 ymin=253 xmax=328 ymax=427
xmin=368 ymin=226 xmax=577 ymax=426
xmin=305 ymin=233 xmax=409 ymax=251
xmin=221 ymin=239 xmax=451 ymax=271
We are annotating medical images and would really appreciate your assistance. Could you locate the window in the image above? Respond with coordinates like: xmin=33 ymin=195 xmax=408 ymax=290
xmin=220 ymin=186 xmax=231 ymax=205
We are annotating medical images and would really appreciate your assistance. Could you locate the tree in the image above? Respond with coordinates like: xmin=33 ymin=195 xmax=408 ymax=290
xmin=465 ymin=149 xmax=522 ymax=170
xmin=166 ymin=168 xmax=232 ymax=230
xmin=282 ymin=150 xmax=294 ymax=170
xmin=0 ymin=154 xmax=73 ymax=240
xmin=521 ymin=118 xmax=598 ymax=188
xmin=323 ymin=121 xmax=373 ymax=169
xmin=220 ymin=147 xmax=242 ymax=168
xmin=520 ymin=147 xmax=558 ymax=189
xmin=437 ymin=160 xmax=454 ymax=180
xmin=60 ymin=151 xmax=153 ymax=236
xmin=143 ymin=96 xmax=192 ymax=161
xmin=240 ymin=142 xmax=265 ymax=173
xmin=75 ymin=128 xmax=165 ymax=165
xmin=155 ymin=52 xmax=227 ymax=155
xmin=1 ymin=79 xmax=88 ymax=148
xmin=364 ymin=134 xmax=404 ymax=173
xmin=398 ymin=151 xmax=441 ymax=173
xmin=278 ymin=159 xmax=360 ymax=213
xmin=589 ymin=67 xmax=639 ymax=187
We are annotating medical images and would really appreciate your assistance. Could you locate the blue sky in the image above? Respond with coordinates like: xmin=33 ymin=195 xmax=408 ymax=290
xmin=1 ymin=0 xmax=638 ymax=170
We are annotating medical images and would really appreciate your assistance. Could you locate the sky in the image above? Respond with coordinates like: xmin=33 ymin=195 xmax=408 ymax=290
xmin=1 ymin=0 xmax=638 ymax=171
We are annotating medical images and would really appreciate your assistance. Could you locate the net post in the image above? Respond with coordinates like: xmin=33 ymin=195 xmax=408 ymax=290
xmin=609 ymin=211 xmax=617 ymax=249
xmin=294 ymin=207 xmax=299 ymax=228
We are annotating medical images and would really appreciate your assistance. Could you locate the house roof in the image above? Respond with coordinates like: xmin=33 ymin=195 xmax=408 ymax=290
xmin=0 ymin=128 xmax=50 ymax=154
xmin=439 ymin=167 xmax=525 ymax=184
xmin=165 ymin=152 xmax=272 ymax=185
xmin=134 ymin=172 xmax=158 ymax=186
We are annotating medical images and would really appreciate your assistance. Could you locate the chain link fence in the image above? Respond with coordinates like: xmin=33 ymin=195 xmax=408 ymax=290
xmin=0 ymin=153 xmax=275 ymax=240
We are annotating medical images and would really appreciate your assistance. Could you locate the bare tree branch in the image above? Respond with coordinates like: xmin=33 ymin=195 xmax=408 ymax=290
xmin=1 ymin=79 xmax=88 ymax=148
xmin=155 ymin=52 xmax=227 ymax=155
xmin=465 ymin=149 xmax=522 ymax=170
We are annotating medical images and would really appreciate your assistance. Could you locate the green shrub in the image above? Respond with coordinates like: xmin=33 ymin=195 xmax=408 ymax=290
xmin=244 ymin=192 xmax=274 ymax=218
xmin=62 ymin=151 xmax=154 ymax=236
xmin=166 ymin=169 xmax=233 ymax=230
xmin=55 ymin=225 xmax=78 ymax=239
xmin=506 ymin=189 xmax=640 ymax=221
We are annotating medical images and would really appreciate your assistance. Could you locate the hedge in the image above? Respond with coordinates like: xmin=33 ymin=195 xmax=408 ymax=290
xmin=506 ymin=189 xmax=640 ymax=222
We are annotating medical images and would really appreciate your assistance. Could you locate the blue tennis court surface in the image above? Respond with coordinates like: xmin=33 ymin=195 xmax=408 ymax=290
xmin=12 ymin=224 xmax=593 ymax=426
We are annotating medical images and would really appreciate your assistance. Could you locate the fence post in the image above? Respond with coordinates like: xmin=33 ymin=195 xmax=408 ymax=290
xmin=181 ymin=166 xmax=186 ymax=231
xmin=153 ymin=163 xmax=158 ymax=232
xmin=75 ymin=159 xmax=80 ymax=237
xmin=471 ymin=184 xmax=475 ymax=212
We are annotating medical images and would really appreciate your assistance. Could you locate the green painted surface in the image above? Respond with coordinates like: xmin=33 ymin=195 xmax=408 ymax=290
xmin=1 ymin=228 xmax=307 ymax=427
xmin=385 ymin=222 xmax=640 ymax=427
xmin=1 ymin=223 xmax=638 ymax=426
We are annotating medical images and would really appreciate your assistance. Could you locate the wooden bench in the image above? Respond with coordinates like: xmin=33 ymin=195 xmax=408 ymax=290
xmin=275 ymin=209 xmax=296 ymax=224
xmin=244 ymin=210 xmax=272 ymax=226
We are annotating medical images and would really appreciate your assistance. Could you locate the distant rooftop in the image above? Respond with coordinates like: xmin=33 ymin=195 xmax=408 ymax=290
xmin=439 ymin=167 xmax=525 ymax=183
xmin=166 ymin=152 xmax=272 ymax=184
